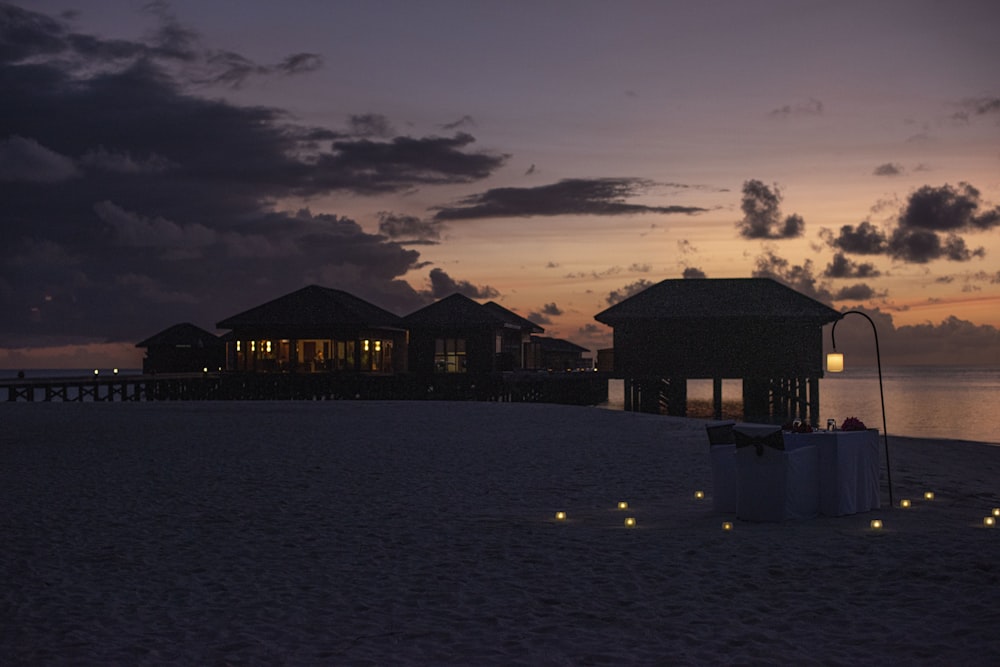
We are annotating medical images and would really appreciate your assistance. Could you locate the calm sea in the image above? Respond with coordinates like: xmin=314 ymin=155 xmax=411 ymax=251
xmin=5 ymin=366 xmax=999 ymax=445
xmin=686 ymin=365 xmax=1000 ymax=445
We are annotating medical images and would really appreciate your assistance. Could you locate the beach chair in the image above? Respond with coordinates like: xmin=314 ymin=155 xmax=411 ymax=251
xmin=705 ymin=420 xmax=737 ymax=513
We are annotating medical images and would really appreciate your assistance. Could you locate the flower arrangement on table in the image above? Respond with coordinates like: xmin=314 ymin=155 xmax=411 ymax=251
xmin=840 ymin=416 xmax=867 ymax=431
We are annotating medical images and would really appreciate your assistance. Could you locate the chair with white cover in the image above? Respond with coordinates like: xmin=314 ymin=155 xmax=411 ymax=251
xmin=705 ymin=420 xmax=737 ymax=513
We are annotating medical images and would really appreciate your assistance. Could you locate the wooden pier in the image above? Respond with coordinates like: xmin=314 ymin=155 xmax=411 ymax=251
xmin=2 ymin=372 xmax=610 ymax=405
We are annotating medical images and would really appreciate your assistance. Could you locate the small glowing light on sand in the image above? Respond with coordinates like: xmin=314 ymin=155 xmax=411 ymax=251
xmin=722 ymin=521 xmax=733 ymax=531
xmin=624 ymin=517 xmax=636 ymax=528
xmin=900 ymin=499 xmax=911 ymax=508
xmin=617 ymin=501 xmax=629 ymax=510
xmin=870 ymin=519 xmax=883 ymax=530
xmin=924 ymin=491 xmax=935 ymax=500
xmin=694 ymin=490 xmax=705 ymax=499
xmin=555 ymin=511 xmax=566 ymax=521
xmin=985 ymin=516 xmax=996 ymax=528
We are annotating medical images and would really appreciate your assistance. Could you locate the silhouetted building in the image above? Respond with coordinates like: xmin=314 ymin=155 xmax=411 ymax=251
xmin=404 ymin=293 xmax=543 ymax=375
xmin=215 ymin=285 xmax=408 ymax=373
xmin=135 ymin=322 xmax=225 ymax=374
xmin=594 ymin=278 xmax=841 ymax=423
xmin=533 ymin=336 xmax=591 ymax=371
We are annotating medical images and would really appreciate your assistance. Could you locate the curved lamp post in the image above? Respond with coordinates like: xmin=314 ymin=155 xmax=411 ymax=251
xmin=827 ymin=310 xmax=893 ymax=506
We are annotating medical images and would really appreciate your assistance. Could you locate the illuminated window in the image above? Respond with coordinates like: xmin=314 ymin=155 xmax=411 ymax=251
xmin=434 ymin=338 xmax=466 ymax=373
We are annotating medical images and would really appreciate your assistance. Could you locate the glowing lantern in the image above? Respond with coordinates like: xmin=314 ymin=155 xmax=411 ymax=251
xmin=722 ymin=521 xmax=733 ymax=531
xmin=624 ymin=517 xmax=636 ymax=528
xmin=924 ymin=491 xmax=935 ymax=500
xmin=993 ymin=508 xmax=1000 ymax=517
xmin=555 ymin=511 xmax=566 ymax=521
xmin=93 ymin=369 xmax=99 ymax=376
xmin=826 ymin=353 xmax=844 ymax=373
xmin=113 ymin=368 xmax=119 ymax=375
xmin=900 ymin=499 xmax=911 ymax=508
xmin=984 ymin=516 xmax=996 ymax=528
xmin=694 ymin=490 xmax=705 ymax=499
xmin=617 ymin=501 xmax=629 ymax=510
xmin=870 ymin=519 xmax=883 ymax=530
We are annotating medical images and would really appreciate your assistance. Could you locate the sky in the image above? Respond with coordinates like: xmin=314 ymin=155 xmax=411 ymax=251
xmin=2 ymin=0 xmax=999 ymax=369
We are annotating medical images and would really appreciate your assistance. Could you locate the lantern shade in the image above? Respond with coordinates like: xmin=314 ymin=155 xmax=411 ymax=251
xmin=826 ymin=352 xmax=844 ymax=373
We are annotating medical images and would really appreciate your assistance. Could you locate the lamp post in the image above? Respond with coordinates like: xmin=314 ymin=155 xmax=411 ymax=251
xmin=827 ymin=310 xmax=893 ymax=506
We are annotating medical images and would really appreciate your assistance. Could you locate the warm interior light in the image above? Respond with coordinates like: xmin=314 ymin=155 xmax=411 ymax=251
xmin=363 ymin=339 xmax=370 ymax=352
xmin=900 ymin=499 xmax=911 ymax=508
xmin=624 ymin=517 xmax=636 ymax=527
xmin=826 ymin=352 xmax=844 ymax=373
xmin=870 ymin=519 xmax=883 ymax=530
xmin=265 ymin=340 xmax=272 ymax=353
xmin=722 ymin=521 xmax=733 ymax=531
xmin=617 ymin=501 xmax=628 ymax=510
xmin=236 ymin=340 xmax=241 ymax=352
xmin=694 ymin=490 xmax=705 ymax=499
xmin=555 ymin=511 xmax=566 ymax=521
xmin=984 ymin=517 xmax=996 ymax=528
xmin=924 ymin=491 xmax=935 ymax=500
xmin=993 ymin=508 xmax=1000 ymax=517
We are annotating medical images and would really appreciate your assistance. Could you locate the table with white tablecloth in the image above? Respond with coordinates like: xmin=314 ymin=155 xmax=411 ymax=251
xmin=783 ymin=429 xmax=881 ymax=516
xmin=711 ymin=425 xmax=882 ymax=521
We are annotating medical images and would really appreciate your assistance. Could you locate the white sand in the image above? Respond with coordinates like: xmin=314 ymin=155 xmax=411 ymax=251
xmin=2 ymin=401 xmax=999 ymax=665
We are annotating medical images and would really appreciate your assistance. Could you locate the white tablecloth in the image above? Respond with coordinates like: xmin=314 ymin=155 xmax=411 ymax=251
xmin=784 ymin=429 xmax=881 ymax=516
xmin=733 ymin=427 xmax=820 ymax=521
xmin=714 ymin=425 xmax=882 ymax=521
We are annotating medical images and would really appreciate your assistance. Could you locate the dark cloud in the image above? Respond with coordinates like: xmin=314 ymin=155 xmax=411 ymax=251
xmin=606 ymin=279 xmax=655 ymax=306
xmin=441 ymin=115 xmax=475 ymax=130
xmin=873 ymin=162 xmax=903 ymax=176
xmin=432 ymin=178 xmax=707 ymax=221
xmin=682 ymin=266 xmax=707 ymax=279
xmin=768 ymin=98 xmax=823 ymax=118
xmin=736 ymin=180 xmax=805 ymax=239
xmin=426 ymin=268 xmax=499 ymax=300
xmin=823 ymin=252 xmax=881 ymax=279
xmin=377 ymin=212 xmax=441 ymax=243
xmin=751 ymin=249 xmax=833 ymax=304
xmin=541 ymin=303 xmax=563 ymax=317
xmin=885 ymin=183 xmax=997 ymax=263
xmin=832 ymin=283 xmax=882 ymax=302
xmin=349 ymin=113 xmax=395 ymax=138
xmin=0 ymin=3 xmax=505 ymax=345
xmin=952 ymin=96 xmax=1000 ymax=123
xmin=821 ymin=221 xmax=888 ymax=255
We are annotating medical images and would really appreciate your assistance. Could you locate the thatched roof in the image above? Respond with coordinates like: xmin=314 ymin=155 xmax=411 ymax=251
xmin=216 ymin=285 xmax=403 ymax=330
xmin=135 ymin=323 xmax=222 ymax=349
xmin=594 ymin=278 xmax=841 ymax=324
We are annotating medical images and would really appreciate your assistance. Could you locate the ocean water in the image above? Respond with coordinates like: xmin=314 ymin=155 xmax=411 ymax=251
xmin=5 ymin=366 xmax=999 ymax=445
xmin=687 ymin=365 xmax=1000 ymax=445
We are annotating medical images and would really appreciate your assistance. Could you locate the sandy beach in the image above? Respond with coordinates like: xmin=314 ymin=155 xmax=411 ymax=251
xmin=2 ymin=401 xmax=999 ymax=665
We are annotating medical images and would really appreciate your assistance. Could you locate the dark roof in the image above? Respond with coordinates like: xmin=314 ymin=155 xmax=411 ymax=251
xmin=216 ymin=285 xmax=403 ymax=330
xmin=532 ymin=336 xmax=589 ymax=353
xmin=483 ymin=301 xmax=544 ymax=333
xmin=594 ymin=278 xmax=842 ymax=324
xmin=135 ymin=323 xmax=222 ymax=348
xmin=403 ymin=293 xmax=507 ymax=328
